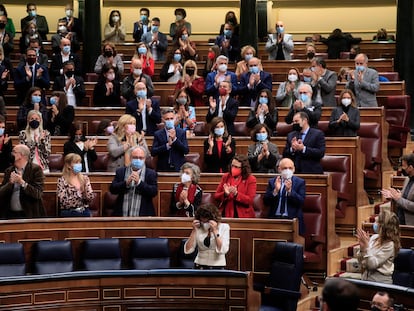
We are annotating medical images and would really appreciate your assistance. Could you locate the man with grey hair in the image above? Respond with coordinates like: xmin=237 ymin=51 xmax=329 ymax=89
xmin=285 ymin=83 xmax=322 ymax=127
xmin=205 ymin=55 xmax=239 ymax=98
xmin=0 ymin=144 xmax=45 ymax=218
xmin=109 ymin=145 xmax=157 ymax=216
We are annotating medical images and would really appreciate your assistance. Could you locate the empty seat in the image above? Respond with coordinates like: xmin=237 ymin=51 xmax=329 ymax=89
xmin=103 ymin=191 xmax=118 ymax=216
xmin=91 ymin=152 xmax=109 ymax=172
xmin=177 ymin=239 xmax=197 ymax=268
xmin=0 ymin=242 xmax=26 ymax=277
xmin=184 ymin=153 xmax=202 ymax=169
xmin=48 ymin=153 xmax=64 ymax=172
xmin=130 ymin=238 xmax=170 ymax=269
xmin=81 ymin=239 xmax=122 ymax=270
xmin=357 ymin=122 xmax=382 ymax=183
xmin=32 ymin=240 xmax=74 ymax=274
xmin=233 ymin=121 xmax=249 ymax=136
xmin=393 ymin=248 xmax=414 ymax=287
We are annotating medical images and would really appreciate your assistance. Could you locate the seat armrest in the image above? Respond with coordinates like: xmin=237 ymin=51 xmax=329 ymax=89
xmin=388 ymin=125 xmax=410 ymax=132
xmin=311 ymin=234 xmax=326 ymax=244
xmin=264 ymin=287 xmax=302 ymax=299
xmin=371 ymin=156 xmax=382 ymax=164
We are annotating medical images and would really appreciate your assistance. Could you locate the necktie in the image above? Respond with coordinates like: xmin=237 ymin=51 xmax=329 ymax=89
xmin=30 ymin=66 xmax=34 ymax=86
xmin=279 ymin=185 xmax=287 ymax=215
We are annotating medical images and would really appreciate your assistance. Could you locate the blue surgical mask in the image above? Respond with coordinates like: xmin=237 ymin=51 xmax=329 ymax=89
xmin=165 ymin=119 xmax=175 ymax=129
xmin=223 ymin=29 xmax=232 ymax=37
xmin=173 ymin=53 xmax=182 ymax=62
xmin=244 ymin=54 xmax=253 ymax=62
xmin=373 ymin=222 xmax=379 ymax=233
xmin=50 ymin=97 xmax=57 ymax=105
xmin=72 ymin=163 xmax=82 ymax=174
xmin=303 ymin=76 xmax=312 ymax=83
xmin=276 ymin=26 xmax=284 ymax=33
xmin=29 ymin=10 xmax=37 ymax=17
xmin=256 ymin=132 xmax=268 ymax=142
xmin=300 ymin=93 xmax=309 ymax=102
xmin=140 ymin=15 xmax=148 ymax=22
xmin=0 ymin=128 xmax=4 ymax=136
xmin=136 ymin=90 xmax=147 ymax=98
xmin=176 ymin=97 xmax=187 ymax=105
xmin=181 ymin=34 xmax=188 ymax=41
xmin=259 ymin=97 xmax=268 ymax=105
xmin=151 ymin=26 xmax=159 ymax=33
xmin=214 ymin=127 xmax=225 ymax=136
xmin=131 ymin=158 xmax=144 ymax=170
xmin=249 ymin=66 xmax=260 ymax=74
xmin=62 ymin=45 xmax=71 ymax=54
xmin=32 ymin=95 xmax=41 ymax=103
xmin=138 ymin=47 xmax=147 ymax=54
xmin=356 ymin=65 xmax=365 ymax=72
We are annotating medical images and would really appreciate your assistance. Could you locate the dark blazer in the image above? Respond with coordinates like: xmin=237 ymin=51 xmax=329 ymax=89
xmin=0 ymin=138 xmax=12 ymax=173
xmin=214 ymin=34 xmax=241 ymax=62
xmin=141 ymin=31 xmax=168 ymax=61
xmin=283 ymin=128 xmax=326 ymax=174
xmin=53 ymin=74 xmax=86 ymax=107
xmin=121 ymin=74 xmax=154 ymax=101
xmin=151 ymin=127 xmax=189 ymax=172
xmin=238 ymin=70 xmax=273 ymax=106
xmin=47 ymin=105 xmax=74 ymax=136
xmin=285 ymin=100 xmax=322 ymax=128
xmin=61 ymin=16 xmax=83 ymax=41
xmin=125 ymin=97 xmax=161 ymax=136
xmin=14 ymin=63 xmax=50 ymax=106
xmin=49 ymin=52 xmax=82 ymax=78
xmin=203 ymin=136 xmax=236 ymax=173
xmin=0 ymin=30 xmax=14 ymax=58
xmin=51 ymin=33 xmax=80 ymax=54
xmin=328 ymin=106 xmax=360 ymax=136
xmin=311 ymin=69 xmax=338 ymax=107
xmin=93 ymin=80 xmax=121 ymax=107
xmin=133 ymin=21 xmax=151 ymax=42
xmin=109 ymin=166 xmax=157 ymax=216
xmin=20 ymin=15 xmax=49 ymax=40
xmin=205 ymin=70 xmax=239 ymax=97
xmin=206 ymin=96 xmax=239 ymax=135
xmin=0 ymin=162 xmax=45 ymax=218
xmin=245 ymin=109 xmax=278 ymax=134
xmin=63 ymin=140 xmax=97 ymax=172
xmin=16 ymin=100 xmax=48 ymax=131
xmin=263 ymin=175 xmax=306 ymax=235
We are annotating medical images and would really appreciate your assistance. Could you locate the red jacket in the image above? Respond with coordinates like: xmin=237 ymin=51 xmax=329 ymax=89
xmin=214 ymin=173 xmax=256 ymax=218
xmin=175 ymin=77 xmax=206 ymax=106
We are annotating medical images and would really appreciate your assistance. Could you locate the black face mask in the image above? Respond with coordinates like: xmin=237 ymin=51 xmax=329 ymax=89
xmin=186 ymin=68 xmax=195 ymax=76
xmin=371 ymin=307 xmax=382 ymax=311
xmin=104 ymin=50 xmax=113 ymax=57
xmin=29 ymin=120 xmax=40 ymax=129
xmin=0 ymin=23 xmax=6 ymax=30
xmin=292 ymin=123 xmax=302 ymax=132
xmin=307 ymin=52 xmax=315 ymax=59
xmin=65 ymin=70 xmax=74 ymax=78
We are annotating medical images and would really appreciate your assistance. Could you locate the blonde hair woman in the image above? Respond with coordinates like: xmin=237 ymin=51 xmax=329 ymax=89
xmin=19 ymin=109 xmax=51 ymax=173
xmin=357 ymin=209 xmax=401 ymax=284
xmin=175 ymin=59 xmax=205 ymax=106
xmin=57 ymin=153 xmax=95 ymax=217
xmin=107 ymin=114 xmax=149 ymax=172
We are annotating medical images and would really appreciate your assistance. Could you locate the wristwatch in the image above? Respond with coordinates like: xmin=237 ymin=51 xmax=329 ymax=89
xmin=216 ymin=233 xmax=220 ymax=238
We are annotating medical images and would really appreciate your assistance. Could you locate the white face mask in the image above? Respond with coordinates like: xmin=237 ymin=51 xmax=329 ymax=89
xmin=181 ymin=173 xmax=192 ymax=184
xmin=281 ymin=169 xmax=293 ymax=180
xmin=341 ymin=98 xmax=352 ymax=107
xmin=112 ymin=16 xmax=120 ymax=23
xmin=201 ymin=222 xmax=210 ymax=231
xmin=133 ymin=68 xmax=142 ymax=76
xmin=288 ymin=74 xmax=298 ymax=82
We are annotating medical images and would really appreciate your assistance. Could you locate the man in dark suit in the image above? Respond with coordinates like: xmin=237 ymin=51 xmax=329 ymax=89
xmin=52 ymin=61 xmax=85 ymax=107
xmin=121 ymin=58 xmax=154 ymax=101
xmin=206 ymin=80 xmax=238 ymax=135
xmin=132 ymin=8 xmax=151 ymax=42
xmin=283 ymin=111 xmax=325 ymax=174
xmin=141 ymin=17 xmax=168 ymax=62
xmin=238 ymin=57 xmax=273 ymax=107
xmin=20 ymin=3 xmax=49 ymax=40
xmin=0 ymin=144 xmax=45 ymax=219
xmin=310 ymin=57 xmax=337 ymax=107
xmin=151 ymin=108 xmax=189 ymax=172
xmin=18 ymin=38 xmax=48 ymax=67
xmin=50 ymin=38 xmax=81 ymax=79
xmin=61 ymin=3 xmax=83 ymax=41
xmin=205 ymin=55 xmax=239 ymax=97
xmin=214 ymin=22 xmax=240 ymax=62
xmin=109 ymin=146 xmax=157 ymax=216
xmin=14 ymin=47 xmax=50 ymax=106
xmin=263 ymin=157 xmax=306 ymax=235
xmin=125 ymin=81 xmax=160 ymax=135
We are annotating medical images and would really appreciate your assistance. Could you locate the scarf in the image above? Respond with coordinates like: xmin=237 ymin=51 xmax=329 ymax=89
xmin=122 ymin=165 xmax=146 ymax=216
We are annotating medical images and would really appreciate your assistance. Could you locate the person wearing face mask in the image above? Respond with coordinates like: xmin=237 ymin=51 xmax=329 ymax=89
xmin=175 ymin=59 xmax=205 ymax=106
xmin=346 ymin=53 xmax=380 ymax=107
xmin=16 ymin=87 xmax=48 ymax=131
xmin=204 ymin=117 xmax=235 ymax=173
xmin=96 ymin=119 xmax=114 ymax=136
xmin=235 ymin=45 xmax=260 ymax=80
xmin=0 ymin=115 xmax=12 ymax=173
xmin=214 ymin=22 xmax=240 ymax=62
xmin=302 ymin=68 xmax=313 ymax=84
xmin=122 ymin=58 xmax=154 ymax=101
xmin=151 ymin=108 xmax=189 ymax=172
xmin=170 ymin=162 xmax=203 ymax=217
xmin=239 ymin=57 xmax=272 ymax=107
xmin=133 ymin=42 xmax=155 ymax=77
xmin=0 ymin=4 xmax=15 ymax=38
xmin=203 ymin=45 xmax=220 ymax=78
xmin=50 ymin=37 xmax=81 ymax=79
xmin=104 ymin=10 xmax=126 ymax=43
xmin=57 ymin=153 xmax=95 ymax=217
xmin=63 ymin=122 xmax=98 ymax=173
xmin=160 ymin=48 xmax=183 ymax=82
xmin=14 ymin=48 xmax=50 ymax=107
xmin=0 ymin=144 xmax=45 ymax=219
xmin=110 ymin=146 xmax=157 ymax=216
xmin=141 ymin=17 xmax=168 ymax=62
xmin=133 ymin=8 xmax=151 ymax=43
xmin=19 ymin=109 xmax=51 ymax=174
xmin=283 ymin=111 xmax=325 ymax=174
xmin=214 ymin=154 xmax=256 ymax=218
xmin=125 ymin=81 xmax=161 ymax=136
xmin=93 ymin=64 xmax=121 ymax=107
xmin=184 ymin=203 xmax=230 ymax=269
xmin=305 ymin=43 xmax=316 ymax=60
xmin=265 ymin=21 xmax=294 ymax=60
xmin=173 ymin=89 xmax=196 ymax=135
xmin=169 ymin=8 xmax=191 ymax=43
xmin=107 ymin=114 xmax=149 ymax=172
xmin=20 ymin=3 xmax=49 ymax=41
xmin=276 ymin=67 xmax=303 ymax=107
xmin=309 ymin=57 xmax=338 ymax=107
xmin=263 ymin=157 xmax=305 ymax=235
xmin=370 ymin=292 xmax=396 ymax=311
xmin=205 ymin=55 xmax=239 ymax=98
xmin=381 ymin=153 xmax=414 ymax=226
xmin=51 ymin=18 xmax=80 ymax=55
xmin=174 ymin=26 xmax=198 ymax=62
xmin=246 ymin=89 xmax=278 ymax=133
xmin=0 ymin=14 xmax=13 ymax=60
xmin=94 ymin=42 xmax=124 ymax=76
xmin=60 ymin=3 xmax=82 ymax=41
xmin=356 ymin=209 xmax=401 ymax=284
xmin=18 ymin=38 xmax=48 ymax=67
xmin=328 ymin=89 xmax=360 ymax=136
xmin=46 ymin=91 xmax=74 ymax=136
xmin=285 ymin=83 xmax=322 ymax=128
xmin=247 ymin=124 xmax=280 ymax=174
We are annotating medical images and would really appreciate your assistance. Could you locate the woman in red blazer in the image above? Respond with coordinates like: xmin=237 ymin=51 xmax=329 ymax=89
xmin=214 ymin=154 xmax=256 ymax=218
